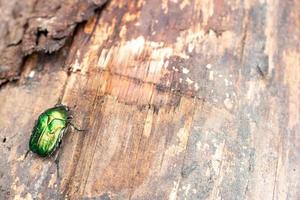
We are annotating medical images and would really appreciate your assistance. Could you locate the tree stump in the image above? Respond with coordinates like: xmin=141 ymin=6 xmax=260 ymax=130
xmin=0 ymin=0 xmax=299 ymax=199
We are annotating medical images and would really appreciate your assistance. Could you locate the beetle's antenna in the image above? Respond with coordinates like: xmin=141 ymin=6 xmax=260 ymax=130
xmin=69 ymin=123 xmax=87 ymax=132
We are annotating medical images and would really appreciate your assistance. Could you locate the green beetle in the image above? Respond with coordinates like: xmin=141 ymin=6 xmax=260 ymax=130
xmin=29 ymin=104 xmax=81 ymax=157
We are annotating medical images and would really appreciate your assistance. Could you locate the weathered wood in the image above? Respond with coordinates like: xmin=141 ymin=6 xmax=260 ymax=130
xmin=0 ymin=0 xmax=300 ymax=199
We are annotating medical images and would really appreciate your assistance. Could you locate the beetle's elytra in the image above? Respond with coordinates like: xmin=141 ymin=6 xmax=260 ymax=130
xmin=29 ymin=105 xmax=70 ymax=157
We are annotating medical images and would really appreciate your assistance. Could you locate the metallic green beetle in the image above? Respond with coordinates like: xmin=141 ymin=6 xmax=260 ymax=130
xmin=29 ymin=104 xmax=75 ymax=157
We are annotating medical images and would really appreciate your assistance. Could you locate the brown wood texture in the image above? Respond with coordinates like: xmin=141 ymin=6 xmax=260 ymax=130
xmin=0 ymin=0 xmax=300 ymax=199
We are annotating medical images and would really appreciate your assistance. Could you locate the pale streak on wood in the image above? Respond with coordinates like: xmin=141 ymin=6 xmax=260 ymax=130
xmin=244 ymin=0 xmax=259 ymax=10
xmin=194 ymin=0 xmax=214 ymax=25
xmin=179 ymin=0 xmax=190 ymax=10
xmin=264 ymin=0 xmax=279 ymax=77
xmin=168 ymin=180 xmax=180 ymax=200
xmin=177 ymin=23 xmax=237 ymax=56
xmin=97 ymin=36 xmax=173 ymax=83
xmin=143 ymin=107 xmax=154 ymax=138
xmin=283 ymin=50 xmax=300 ymax=128
xmin=209 ymin=140 xmax=226 ymax=200
xmin=275 ymin=50 xmax=300 ymax=199
xmin=71 ymin=17 xmax=116 ymax=74
xmin=161 ymin=0 xmax=169 ymax=14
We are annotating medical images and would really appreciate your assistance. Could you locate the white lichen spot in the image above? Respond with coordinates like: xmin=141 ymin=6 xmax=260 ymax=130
xmin=28 ymin=71 xmax=35 ymax=78
xmin=196 ymin=141 xmax=202 ymax=150
xmin=128 ymin=36 xmax=145 ymax=55
xmin=182 ymin=67 xmax=190 ymax=74
xmin=206 ymin=63 xmax=212 ymax=69
xmin=172 ymin=66 xmax=179 ymax=72
xmin=224 ymin=78 xmax=229 ymax=86
xmin=186 ymin=77 xmax=194 ymax=85
xmin=188 ymin=43 xmax=194 ymax=53
xmin=218 ymin=74 xmax=223 ymax=78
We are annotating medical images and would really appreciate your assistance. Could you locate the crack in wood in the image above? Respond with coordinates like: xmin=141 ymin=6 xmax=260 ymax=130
xmin=97 ymin=68 xmax=204 ymax=104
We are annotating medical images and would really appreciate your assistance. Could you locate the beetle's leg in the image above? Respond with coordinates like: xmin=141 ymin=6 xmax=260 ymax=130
xmin=69 ymin=122 xmax=87 ymax=132
xmin=54 ymin=103 xmax=64 ymax=107
xmin=24 ymin=150 xmax=30 ymax=159
xmin=58 ymin=139 xmax=62 ymax=147
xmin=67 ymin=116 xmax=73 ymax=120
xmin=54 ymin=103 xmax=69 ymax=111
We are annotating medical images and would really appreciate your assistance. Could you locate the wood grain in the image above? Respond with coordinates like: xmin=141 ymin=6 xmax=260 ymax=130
xmin=0 ymin=0 xmax=299 ymax=199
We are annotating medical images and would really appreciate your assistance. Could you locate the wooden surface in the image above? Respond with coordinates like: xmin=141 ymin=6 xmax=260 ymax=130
xmin=0 ymin=0 xmax=300 ymax=199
